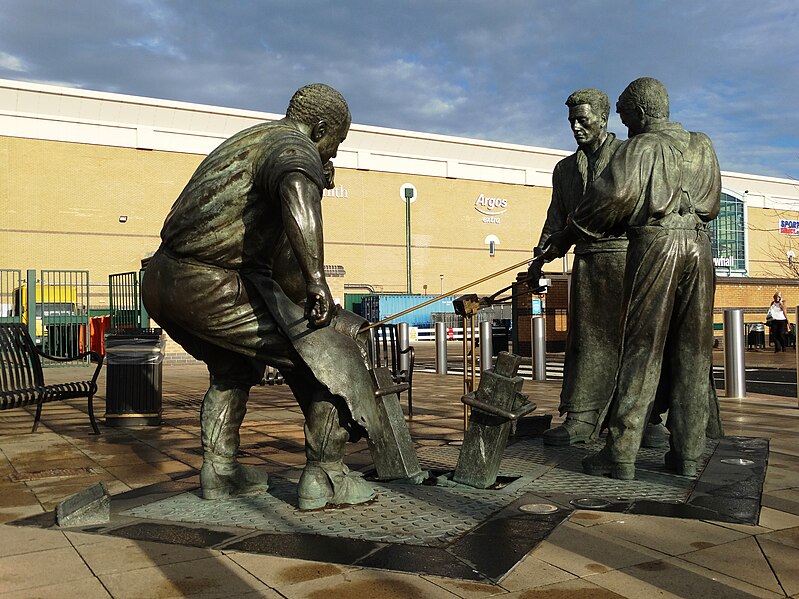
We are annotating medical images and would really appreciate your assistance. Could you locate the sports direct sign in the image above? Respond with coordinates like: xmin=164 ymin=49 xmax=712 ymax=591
xmin=780 ymin=219 xmax=799 ymax=235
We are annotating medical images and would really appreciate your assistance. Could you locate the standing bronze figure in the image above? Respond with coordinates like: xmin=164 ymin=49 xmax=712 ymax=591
xmin=541 ymin=77 xmax=721 ymax=479
xmin=527 ymin=89 xmax=623 ymax=446
xmin=142 ymin=84 xmax=383 ymax=508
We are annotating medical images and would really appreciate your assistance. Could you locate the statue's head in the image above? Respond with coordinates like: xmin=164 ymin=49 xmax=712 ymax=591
xmin=286 ymin=83 xmax=352 ymax=162
xmin=565 ymin=89 xmax=610 ymax=150
xmin=616 ymin=77 xmax=669 ymax=137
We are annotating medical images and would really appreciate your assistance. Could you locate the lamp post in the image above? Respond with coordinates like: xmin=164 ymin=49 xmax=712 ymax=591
xmin=404 ymin=186 xmax=414 ymax=294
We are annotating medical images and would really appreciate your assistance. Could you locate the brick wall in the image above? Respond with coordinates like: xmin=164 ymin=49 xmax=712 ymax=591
xmin=162 ymin=334 xmax=204 ymax=366
xmin=513 ymin=275 xmax=799 ymax=354
xmin=714 ymin=277 xmax=799 ymax=324
xmin=514 ymin=274 xmax=568 ymax=356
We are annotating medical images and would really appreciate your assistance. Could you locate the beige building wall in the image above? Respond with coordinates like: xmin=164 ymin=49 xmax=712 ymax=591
xmin=0 ymin=136 xmax=201 ymax=283
xmin=746 ymin=204 xmax=799 ymax=279
xmin=2 ymin=78 xmax=799 ymax=322
xmin=0 ymin=136 xmax=551 ymax=303
xmin=323 ymin=169 xmax=551 ymax=296
xmin=3 ymin=136 xmax=799 ymax=308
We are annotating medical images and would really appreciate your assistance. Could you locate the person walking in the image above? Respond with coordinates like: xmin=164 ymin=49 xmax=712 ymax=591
xmin=768 ymin=292 xmax=789 ymax=352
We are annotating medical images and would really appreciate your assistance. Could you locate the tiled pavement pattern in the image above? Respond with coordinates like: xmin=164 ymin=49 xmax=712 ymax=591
xmin=0 ymin=349 xmax=797 ymax=597
xmin=116 ymin=439 xmax=722 ymax=548
xmin=122 ymin=474 xmax=528 ymax=548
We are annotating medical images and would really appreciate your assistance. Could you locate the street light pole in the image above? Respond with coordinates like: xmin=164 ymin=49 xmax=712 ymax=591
xmin=405 ymin=187 xmax=413 ymax=294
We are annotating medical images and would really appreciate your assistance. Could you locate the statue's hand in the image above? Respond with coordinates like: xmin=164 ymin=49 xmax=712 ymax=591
xmin=541 ymin=227 xmax=577 ymax=259
xmin=526 ymin=259 xmax=543 ymax=288
xmin=323 ymin=161 xmax=335 ymax=190
xmin=305 ymin=282 xmax=335 ymax=327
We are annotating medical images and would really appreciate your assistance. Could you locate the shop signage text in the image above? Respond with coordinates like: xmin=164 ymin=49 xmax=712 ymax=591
xmin=323 ymin=185 xmax=349 ymax=199
xmin=713 ymin=257 xmax=733 ymax=267
xmin=780 ymin=219 xmax=799 ymax=235
xmin=474 ymin=193 xmax=508 ymax=224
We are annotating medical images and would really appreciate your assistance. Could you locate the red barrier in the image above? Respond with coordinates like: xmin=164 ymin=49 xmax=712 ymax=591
xmin=90 ymin=315 xmax=111 ymax=356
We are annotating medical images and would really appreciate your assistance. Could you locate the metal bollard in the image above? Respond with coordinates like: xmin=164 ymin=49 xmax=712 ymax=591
xmin=435 ymin=321 xmax=447 ymax=374
xmin=532 ymin=316 xmax=546 ymax=381
xmin=723 ymin=308 xmax=746 ymax=399
xmin=479 ymin=320 xmax=493 ymax=373
xmin=398 ymin=322 xmax=410 ymax=375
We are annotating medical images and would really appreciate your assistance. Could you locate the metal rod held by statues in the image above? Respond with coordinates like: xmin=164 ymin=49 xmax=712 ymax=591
xmin=363 ymin=257 xmax=536 ymax=331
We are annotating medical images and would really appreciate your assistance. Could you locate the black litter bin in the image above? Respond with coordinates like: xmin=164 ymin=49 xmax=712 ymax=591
xmin=491 ymin=322 xmax=510 ymax=355
xmin=104 ymin=328 xmax=164 ymax=426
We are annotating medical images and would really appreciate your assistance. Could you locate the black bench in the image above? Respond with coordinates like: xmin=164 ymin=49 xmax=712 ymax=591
xmin=368 ymin=323 xmax=415 ymax=416
xmin=0 ymin=323 xmax=103 ymax=434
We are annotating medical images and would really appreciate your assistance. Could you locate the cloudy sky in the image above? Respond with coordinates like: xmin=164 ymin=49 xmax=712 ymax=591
xmin=0 ymin=0 xmax=796 ymax=180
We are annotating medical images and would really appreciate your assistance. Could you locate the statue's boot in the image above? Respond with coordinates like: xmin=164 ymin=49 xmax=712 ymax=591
xmin=200 ymin=383 xmax=269 ymax=500
xmin=297 ymin=401 xmax=376 ymax=510
xmin=582 ymin=446 xmax=635 ymax=480
xmin=641 ymin=422 xmax=669 ymax=449
xmin=543 ymin=410 xmax=599 ymax=446
xmin=298 ymin=461 xmax=375 ymax=510
xmin=664 ymin=450 xmax=698 ymax=477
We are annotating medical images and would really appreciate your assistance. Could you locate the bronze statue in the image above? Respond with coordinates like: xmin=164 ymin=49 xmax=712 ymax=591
xmin=142 ymin=83 xmax=392 ymax=508
xmin=527 ymin=89 xmax=624 ymax=446
xmin=541 ymin=77 xmax=722 ymax=479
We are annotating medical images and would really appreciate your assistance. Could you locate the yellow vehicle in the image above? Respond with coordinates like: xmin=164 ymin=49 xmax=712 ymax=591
xmin=13 ymin=285 xmax=79 ymax=346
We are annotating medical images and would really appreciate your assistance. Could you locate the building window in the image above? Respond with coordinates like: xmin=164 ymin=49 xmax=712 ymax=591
xmin=710 ymin=190 xmax=746 ymax=276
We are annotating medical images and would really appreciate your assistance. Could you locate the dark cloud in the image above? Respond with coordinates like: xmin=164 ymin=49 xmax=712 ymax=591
xmin=0 ymin=0 xmax=796 ymax=179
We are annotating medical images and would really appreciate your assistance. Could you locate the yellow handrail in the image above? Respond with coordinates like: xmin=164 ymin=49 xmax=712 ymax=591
xmin=362 ymin=257 xmax=533 ymax=330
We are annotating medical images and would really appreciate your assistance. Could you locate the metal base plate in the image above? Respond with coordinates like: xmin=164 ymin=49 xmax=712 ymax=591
xmin=11 ymin=435 xmax=768 ymax=582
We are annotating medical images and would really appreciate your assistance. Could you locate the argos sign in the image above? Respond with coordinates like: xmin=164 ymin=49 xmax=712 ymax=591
xmin=474 ymin=194 xmax=508 ymax=224
xmin=474 ymin=194 xmax=508 ymax=214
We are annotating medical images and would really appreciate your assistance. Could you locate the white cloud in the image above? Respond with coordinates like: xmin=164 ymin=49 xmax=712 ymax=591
xmin=116 ymin=37 xmax=186 ymax=60
xmin=0 ymin=0 xmax=795 ymax=179
xmin=0 ymin=51 xmax=25 ymax=72
xmin=419 ymin=97 xmax=465 ymax=118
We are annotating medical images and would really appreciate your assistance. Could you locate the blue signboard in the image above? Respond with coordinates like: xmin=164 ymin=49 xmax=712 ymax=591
xmin=531 ymin=299 xmax=542 ymax=315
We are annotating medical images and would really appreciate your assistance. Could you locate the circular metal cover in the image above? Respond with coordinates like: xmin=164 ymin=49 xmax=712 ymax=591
xmin=570 ymin=497 xmax=611 ymax=509
xmin=519 ymin=503 xmax=559 ymax=514
xmin=720 ymin=458 xmax=754 ymax=466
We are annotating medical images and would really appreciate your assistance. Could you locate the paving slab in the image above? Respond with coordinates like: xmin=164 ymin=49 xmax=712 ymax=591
xmin=8 ymin=431 xmax=768 ymax=582
xmin=0 ymin=362 xmax=785 ymax=595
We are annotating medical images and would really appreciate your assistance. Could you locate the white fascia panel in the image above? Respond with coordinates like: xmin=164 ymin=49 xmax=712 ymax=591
xmin=721 ymin=171 xmax=799 ymax=209
xmin=333 ymin=149 xmax=359 ymax=170
xmin=136 ymin=126 xmax=155 ymax=150
xmin=149 ymin=129 xmax=226 ymax=154
xmin=364 ymin=153 xmax=448 ymax=177
xmin=450 ymin=161 xmax=527 ymax=185
xmin=0 ymin=113 xmax=137 ymax=148
xmin=764 ymin=196 xmax=799 ymax=211
xmin=0 ymin=86 xmax=18 ymax=111
xmin=525 ymin=169 xmax=554 ymax=187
